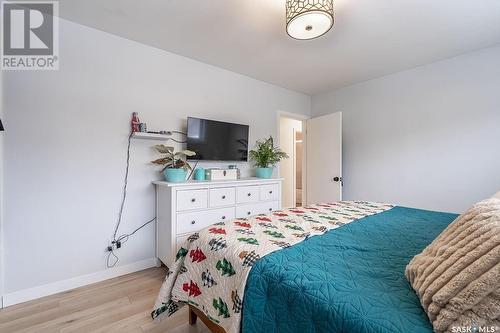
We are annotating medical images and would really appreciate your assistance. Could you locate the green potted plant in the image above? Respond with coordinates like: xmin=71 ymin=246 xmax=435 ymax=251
xmin=249 ymin=136 xmax=288 ymax=179
xmin=151 ymin=145 xmax=196 ymax=182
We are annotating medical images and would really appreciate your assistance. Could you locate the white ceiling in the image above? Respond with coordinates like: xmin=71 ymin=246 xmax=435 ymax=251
xmin=57 ymin=0 xmax=500 ymax=95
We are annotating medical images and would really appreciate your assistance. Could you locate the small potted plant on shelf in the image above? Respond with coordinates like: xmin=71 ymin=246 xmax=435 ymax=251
xmin=249 ymin=136 xmax=288 ymax=179
xmin=151 ymin=145 xmax=196 ymax=182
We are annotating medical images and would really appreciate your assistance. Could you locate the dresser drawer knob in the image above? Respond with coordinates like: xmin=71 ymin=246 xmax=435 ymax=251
xmin=222 ymin=216 xmax=226 ymax=220
xmin=268 ymin=208 xmax=272 ymax=211
xmin=191 ymin=220 xmax=196 ymax=225
xmin=247 ymin=211 xmax=251 ymax=215
xmin=269 ymin=190 xmax=273 ymax=194
xmin=191 ymin=198 xmax=196 ymax=203
xmin=222 ymin=195 xmax=226 ymax=199
xmin=247 ymin=193 xmax=251 ymax=197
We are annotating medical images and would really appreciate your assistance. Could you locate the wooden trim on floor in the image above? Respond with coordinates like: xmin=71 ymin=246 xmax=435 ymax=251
xmin=189 ymin=305 xmax=227 ymax=333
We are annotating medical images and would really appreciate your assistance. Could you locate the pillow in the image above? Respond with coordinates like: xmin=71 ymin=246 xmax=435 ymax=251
xmin=405 ymin=198 xmax=500 ymax=333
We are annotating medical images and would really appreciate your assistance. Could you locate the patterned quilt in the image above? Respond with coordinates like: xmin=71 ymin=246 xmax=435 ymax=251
xmin=152 ymin=201 xmax=393 ymax=333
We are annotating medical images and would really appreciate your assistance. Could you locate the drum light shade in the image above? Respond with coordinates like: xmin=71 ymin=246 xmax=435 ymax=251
xmin=286 ymin=0 xmax=334 ymax=40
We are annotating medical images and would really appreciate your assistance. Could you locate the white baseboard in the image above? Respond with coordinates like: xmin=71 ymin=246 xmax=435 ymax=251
xmin=2 ymin=257 xmax=160 ymax=307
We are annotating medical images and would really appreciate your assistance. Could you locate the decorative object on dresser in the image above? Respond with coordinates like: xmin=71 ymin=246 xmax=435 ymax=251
xmin=228 ymin=164 xmax=241 ymax=179
xmin=193 ymin=168 xmax=206 ymax=181
xmin=154 ymin=177 xmax=283 ymax=265
xmin=249 ymin=136 xmax=289 ymax=179
xmin=151 ymin=144 xmax=196 ymax=182
xmin=205 ymin=168 xmax=238 ymax=181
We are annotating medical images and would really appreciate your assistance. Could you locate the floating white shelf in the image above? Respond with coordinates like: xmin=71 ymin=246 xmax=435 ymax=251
xmin=132 ymin=132 xmax=170 ymax=141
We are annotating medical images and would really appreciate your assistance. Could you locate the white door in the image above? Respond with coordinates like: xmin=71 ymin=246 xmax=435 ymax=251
xmin=306 ymin=112 xmax=342 ymax=204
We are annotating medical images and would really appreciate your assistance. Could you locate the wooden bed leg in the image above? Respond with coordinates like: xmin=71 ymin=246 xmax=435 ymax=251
xmin=188 ymin=305 xmax=227 ymax=333
xmin=189 ymin=306 xmax=198 ymax=325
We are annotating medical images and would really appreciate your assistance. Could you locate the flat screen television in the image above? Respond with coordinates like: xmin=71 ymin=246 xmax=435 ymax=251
xmin=186 ymin=117 xmax=249 ymax=161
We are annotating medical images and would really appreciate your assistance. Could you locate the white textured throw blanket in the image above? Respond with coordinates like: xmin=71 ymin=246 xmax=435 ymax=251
xmin=152 ymin=201 xmax=393 ymax=333
xmin=406 ymin=198 xmax=500 ymax=333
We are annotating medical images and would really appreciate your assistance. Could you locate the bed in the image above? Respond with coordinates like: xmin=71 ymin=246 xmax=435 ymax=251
xmin=242 ymin=206 xmax=457 ymax=333
xmin=152 ymin=202 xmax=458 ymax=333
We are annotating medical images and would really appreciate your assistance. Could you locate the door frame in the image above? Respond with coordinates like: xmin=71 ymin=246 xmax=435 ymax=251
xmin=276 ymin=111 xmax=310 ymax=207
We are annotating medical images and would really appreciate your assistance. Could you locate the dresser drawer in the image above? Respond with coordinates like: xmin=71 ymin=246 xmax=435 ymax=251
xmin=260 ymin=184 xmax=279 ymax=201
xmin=177 ymin=207 xmax=235 ymax=234
xmin=236 ymin=203 xmax=262 ymax=218
xmin=177 ymin=189 xmax=208 ymax=211
xmin=209 ymin=187 xmax=236 ymax=207
xmin=236 ymin=185 xmax=260 ymax=204
xmin=258 ymin=201 xmax=280 ymax=215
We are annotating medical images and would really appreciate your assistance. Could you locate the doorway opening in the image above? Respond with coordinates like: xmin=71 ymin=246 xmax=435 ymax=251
xmin=278 ymin=115 xmax=306 ymax=208
xmin=295 ymin=130 xmax=303 ymax=206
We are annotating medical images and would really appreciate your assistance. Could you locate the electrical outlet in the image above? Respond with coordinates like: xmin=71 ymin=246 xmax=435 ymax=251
xmin=106 ymin=238 xmax=124 ymax=252
xmin=106 ymin=238 xmax=118 ymax=252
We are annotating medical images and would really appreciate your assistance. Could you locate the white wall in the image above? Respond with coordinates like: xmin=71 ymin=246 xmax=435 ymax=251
xmin=312 ymin=45 xmax=500 ymax=213
xmin=1 ymin=19 xmax=310 ymax=302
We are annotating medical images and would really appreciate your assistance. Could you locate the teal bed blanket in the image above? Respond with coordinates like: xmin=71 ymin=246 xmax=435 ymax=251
xmin=242 ymin=206 xmax=458 ymax=333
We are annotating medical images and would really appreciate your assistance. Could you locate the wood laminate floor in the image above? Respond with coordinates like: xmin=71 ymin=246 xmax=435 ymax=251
xmin=0 ymin=267 xmax=210 ymax=333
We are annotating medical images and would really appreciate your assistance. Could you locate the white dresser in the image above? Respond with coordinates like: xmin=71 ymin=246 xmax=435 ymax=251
xmin=154 ymin=177 xmax=283 ymax=266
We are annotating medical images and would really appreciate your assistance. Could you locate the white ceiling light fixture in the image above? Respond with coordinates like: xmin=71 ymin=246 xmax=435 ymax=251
xmin=286 ymin=0 xmax=334 ymax=40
